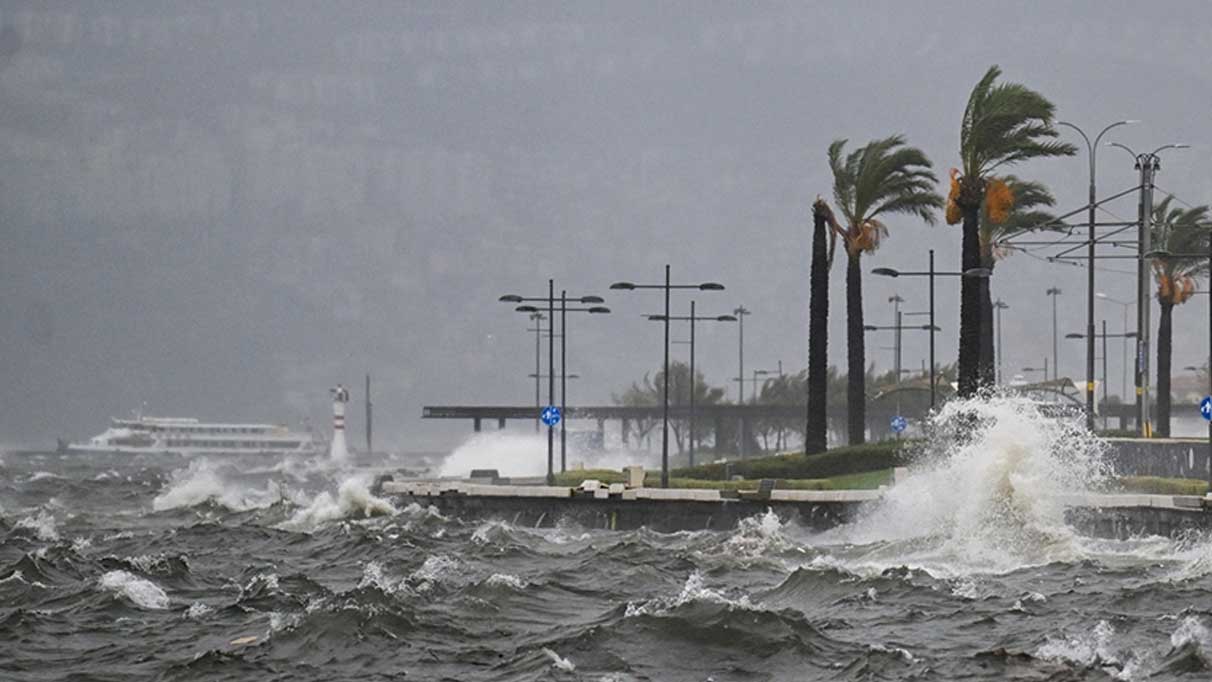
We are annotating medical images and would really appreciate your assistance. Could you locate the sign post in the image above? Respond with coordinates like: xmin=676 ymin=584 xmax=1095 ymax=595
xmin=541 ymin=406 xmax=562 ymax=428
xmin=890 ymin=415 xmax=908 ymax=437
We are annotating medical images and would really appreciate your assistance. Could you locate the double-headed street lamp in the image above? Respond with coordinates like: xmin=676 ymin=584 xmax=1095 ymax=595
xmin=647 ymin=301 xmax=736 ymax=467
xmin=872 ymin=250 xmax=991 ymax=408
xmin=612 ymin=266 xmax=725 ymax=487
xmin=514 ymin=293 xmax=609 ymax=475
xmin=501 ymin=285 xmax=609 ymax=483
xmin=1056 ymin=119 xmax=1137 ymax=430
xmin=1066 ymin=323 xmax=1138 ymax=429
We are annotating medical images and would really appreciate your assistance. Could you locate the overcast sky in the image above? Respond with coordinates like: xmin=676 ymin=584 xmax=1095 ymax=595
xmin=3 ymin=1 xmax=1212 ymax=449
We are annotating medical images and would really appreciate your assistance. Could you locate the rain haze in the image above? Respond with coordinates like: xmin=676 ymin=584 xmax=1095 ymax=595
xmin=12 ymin=4 xmax=1212 ymax=681
xmin=3 ymin=1 xmax=1212 ymax=449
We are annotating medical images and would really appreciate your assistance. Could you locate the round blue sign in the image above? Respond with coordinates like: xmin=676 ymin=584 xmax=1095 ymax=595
xmin=1200 ymin=396 xmax=1212 ymax=422
xmin=541 ymin=405 xmax=562 ymax=427
xmin=890 ymin=415 xmax=908 ymax=433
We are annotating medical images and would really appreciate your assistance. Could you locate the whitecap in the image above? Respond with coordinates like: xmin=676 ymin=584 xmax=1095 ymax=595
xmin=541 ymin=647 xmax=575 ymax=672
xmin=98 ymin=570 xmax=170 ymax=610
xmin=15 ymin=510 xmax=59 ymax=542
xmin=279 ymin=475 xmax=396 ymax=531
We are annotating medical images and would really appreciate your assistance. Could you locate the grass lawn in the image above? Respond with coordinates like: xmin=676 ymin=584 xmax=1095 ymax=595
xmin=1115 ymin=476 xmax=1209 ymax=496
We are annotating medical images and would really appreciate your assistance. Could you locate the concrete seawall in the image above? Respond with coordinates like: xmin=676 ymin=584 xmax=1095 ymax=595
xmin=379 ymin=479 xmax=1212 ymax=539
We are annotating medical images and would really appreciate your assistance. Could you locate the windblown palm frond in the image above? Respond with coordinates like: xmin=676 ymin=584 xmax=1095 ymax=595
xmin=980 ymin=175 xmax=1060 ymax=263
xmin=960 ymin=66 xmax=1077 ymax=180
xmin=829 ymin=135 xmax=944 ymax=254
xmin=1152 ymin=196 xmax=1211 ymax=305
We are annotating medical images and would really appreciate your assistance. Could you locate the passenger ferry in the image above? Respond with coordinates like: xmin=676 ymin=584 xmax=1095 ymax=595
xmin=64 ymin=416 xmax=321 ymax=457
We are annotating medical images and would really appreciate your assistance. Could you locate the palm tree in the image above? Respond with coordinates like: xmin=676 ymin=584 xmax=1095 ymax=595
xmin=805 ymin=199 xmax=837 ymax=454
xmin=1151 ymin=196 xmax=1211 ymax=437
xmin=978 ymin=177 xmax=1059 ymax=379
xmin=828 ymin=136 xmax=943 ymax=445
xmin=950 ymin=65 xmax=1075 ymax=396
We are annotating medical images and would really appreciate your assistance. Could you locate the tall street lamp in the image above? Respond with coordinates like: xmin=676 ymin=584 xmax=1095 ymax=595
xmin=1022 ymin=361 xmax=1049 ymax=383
xmin=872 ymin=251 xmax=991 ymax=408
xmin=611 ymin=266 xmax=725 ymax=487
xmin=516 ymin=293 xmax=609 ymax=474
xmin=648 ymin=301 xmax=736 ymax=467
xmin=1046 ymin=287 xmax=1062 ymax=384
xmin=889 ymin=295 xmax=905 ymax=382
xmin=1066 ymin=325 xmax=1137 ymax=429
xmin=1057 ymin=119 xmax=1137 ymax=430
xmin=993 ymin=299 xmax=1010 ymax=384
xmin=525 ymin=312 xmax=548 ymax=432
xmin=502 ymin=287 xmax=608 ymax=483
xmin=1097 ymin=292 xmax=1135 ymax=402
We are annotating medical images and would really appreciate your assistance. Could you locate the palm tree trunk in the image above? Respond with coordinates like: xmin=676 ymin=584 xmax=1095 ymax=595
xmin=806 ymin=205 xmax=830 ymax=453
xmin=958 ymin=199 xmax=983 ymax=396
xmin=978 ymin=256 xmax=995 ymax=386
xmin=846 ymin=250 xmax=866 ymax=444
xmin=1157 ymin=300 xmax=1174 ymax=437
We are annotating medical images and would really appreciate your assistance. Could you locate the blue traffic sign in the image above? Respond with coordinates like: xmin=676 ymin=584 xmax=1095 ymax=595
xmin=1201 ymin=396 xmax=1212 ymax=422
xmin=541 ymin=405 xmax=562 ymax=427
xmin=890 ymin=415 xmax=908 ymax=433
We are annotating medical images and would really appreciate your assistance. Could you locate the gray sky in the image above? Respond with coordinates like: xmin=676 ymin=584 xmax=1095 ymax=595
xmin=3 ymin=1 xmax=1211 ymax=449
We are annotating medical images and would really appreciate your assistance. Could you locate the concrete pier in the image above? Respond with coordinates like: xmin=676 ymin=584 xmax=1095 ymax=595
xmin=378 ymin=478 xmax=1212 ymax=537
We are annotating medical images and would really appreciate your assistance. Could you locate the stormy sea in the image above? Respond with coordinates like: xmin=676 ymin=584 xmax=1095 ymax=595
xmin=4 ymin=397 xmax=1212 ymax=681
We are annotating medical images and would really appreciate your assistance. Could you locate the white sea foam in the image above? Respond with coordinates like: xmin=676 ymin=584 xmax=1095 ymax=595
xmin=542 ymin=647 xmax=575 ymax=672
xmin=98 ymin=570 xmax=170 ymax=609
xmin=439 ymin=431 xmax=655 ymax=478
xmin=408 ymin=554 xmax=462 ymax=592
xmin=153 ymin=459 xmax=287 ymax=512
xmin=280 ymin=475 xmax=396 ymax=531
xmin=625 ymin=570 xmax=755 ymax=617
xmin=16 ymin=510 xmax=59 ymax=542
xmin=185 ymin=601 xmax=213 ymax=619
xmin=821 ymin=394 xmax=1112 ymax=575
xmin=1036 ymin=619 xmax=1121 ymax=669
xmin=26 ymin=471 xmax=60 ymax=482
xmin=485 ymin=573 xmax=527 ymax=590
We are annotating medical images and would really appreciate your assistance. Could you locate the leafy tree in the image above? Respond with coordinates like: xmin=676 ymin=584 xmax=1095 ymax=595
xmin=1151 ymin=196 xmax=1211 ymax=436
xmin=828 ymin=135 xmax=943 ymax=444
xmin=612 ymin=362 xmax=726 ymax=453
xmin=949 ymin=65 xmax=1075 ymax=395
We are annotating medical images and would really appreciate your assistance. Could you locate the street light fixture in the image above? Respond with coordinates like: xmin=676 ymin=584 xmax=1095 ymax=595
xmin=504 ymin=286 xmax=610 ymax=481
xmin=1067 ymin=325 xmax=1138 ymax=429
xmin=872 ymin=252 xmax=990 ymax=408
xmin=610 ymin=266 xmax=725 ymax=487
xmin=993 ymin=299 xmax=1010 ymax=384
xmin=1057 ymin=119 xmax=1137 ymax=429
xmin=646 ymin=302 xmax=737 ymax=466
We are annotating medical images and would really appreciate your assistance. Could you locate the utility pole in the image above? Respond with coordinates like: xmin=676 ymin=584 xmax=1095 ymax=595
xmin=1139 ymin=156 xmax=1156 ymax=437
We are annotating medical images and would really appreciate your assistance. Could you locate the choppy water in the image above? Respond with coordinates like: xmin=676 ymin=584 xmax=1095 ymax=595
xmin=4 ymin=397 xmax=1212 ymax=681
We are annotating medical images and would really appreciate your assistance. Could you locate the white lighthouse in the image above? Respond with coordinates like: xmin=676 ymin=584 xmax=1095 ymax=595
xmin=329 ymin=383 xmax=351 ymax=462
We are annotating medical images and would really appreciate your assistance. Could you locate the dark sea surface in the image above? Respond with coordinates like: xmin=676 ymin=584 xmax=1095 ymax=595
xmin=4 ymin=400 xmax=1212 ymax=681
